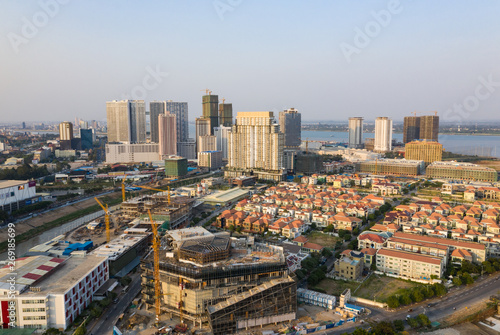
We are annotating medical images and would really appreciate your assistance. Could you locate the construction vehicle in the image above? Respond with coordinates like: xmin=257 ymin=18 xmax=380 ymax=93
xmin=94 ymin=197 xmax=117 ymax=243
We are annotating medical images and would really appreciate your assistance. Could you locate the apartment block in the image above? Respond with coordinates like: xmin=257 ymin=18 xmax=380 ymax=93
xmin=426 ymin=161 xmax=497 ymax=182
xmin=376 ymin=248 xmax=444 ymax=281
xmin=226 ymin=111 xmax=285 ymax=181
xmin=405 ymin=140 xmax=443 ymax=165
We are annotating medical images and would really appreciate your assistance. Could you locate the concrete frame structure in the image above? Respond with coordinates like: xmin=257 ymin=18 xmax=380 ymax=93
xmin=279 ymin=108 xmax=301 ymax=149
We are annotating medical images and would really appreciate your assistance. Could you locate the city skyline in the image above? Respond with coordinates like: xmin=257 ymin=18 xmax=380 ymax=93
xmin=2 ymin=2 xmax=500 ymax=123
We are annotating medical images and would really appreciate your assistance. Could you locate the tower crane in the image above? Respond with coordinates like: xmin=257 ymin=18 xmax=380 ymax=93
xmin=148 ymin=210 xmax=162 ymax=325
xmin=201 ymin=89 xmax=212 ymax=95
xmin=94 ymin=197 xmax=113 ymax=243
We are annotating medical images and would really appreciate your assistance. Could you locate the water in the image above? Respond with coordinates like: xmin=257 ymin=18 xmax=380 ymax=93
xmin=0 ymin=207 xmax=121 ymax=260
xmin=189 ymin=123 xmax=500 ymax=157
xmin=301 ymin=130 xmax=500 ymax=158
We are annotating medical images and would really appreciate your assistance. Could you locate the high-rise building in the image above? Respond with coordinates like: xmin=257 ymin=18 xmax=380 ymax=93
xmin=196 ymin=117 xmax=211 ymax=155
xmin=80 ymin=128 xmax=94 ymax=150
xmin=403 ymin=116 xmax=420 ymax=143
xmin=198 ymin=150 xmax=223 ymax=170
xmin=59 ymin=121 xmax=73 ymax=141
xmin=419 ymin=115 xmax=439 ymax=141
xmin=403 ymin=114 xmax=439 ymax=143
xmin=279 ymin=108 xmax=301 ymax=148
xmin=405 ymin=140 xmax=443 ymax=166
xmin=374 ymin=117 xmax=393 ymax=153
xmin=106 ymin=100 xmax=146 ymax=143
xmin=202 ymin=93 xmax=219 ymax=134
xmin=226 ymin=112 xmax=285 ymax=181
xmin=149 ymin=101 xmax=165 ymax=143
xmin=158 ymin=113 xmax=177 ymax=158
xmin=214 ymin=126 xmax=231 ymax=160
xmin=348 ymin=117 xmax=363 ymax=149
xmin=198 ymin=135 xmax=217 ymax=153
xmin=165 ymin=101 xmax=189 ymax=142
xmin=22 ymin=122 xmax=26 ymax=129
xmin=218 ymin=102 xmax=233 ymax=127
xmin=177 ymin=140 xmax=196 ymax=160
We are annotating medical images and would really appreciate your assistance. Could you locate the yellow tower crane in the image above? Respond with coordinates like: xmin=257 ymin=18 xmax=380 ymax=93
xmin=132 ymin=185 xmax=171 ymax=205
xmin=94 ymin=197 xmax=111 ymax=243
xmin=148 ymin=209 xmax=162 ymax=325
xmin=121 ymin=181 xmax=126 ymax=202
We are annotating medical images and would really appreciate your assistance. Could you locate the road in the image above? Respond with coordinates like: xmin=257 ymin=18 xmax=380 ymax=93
xmin=88 ymin=274 xmax=143 ymax=335
xmin=326 ymin=272 xmax=500 ymax=334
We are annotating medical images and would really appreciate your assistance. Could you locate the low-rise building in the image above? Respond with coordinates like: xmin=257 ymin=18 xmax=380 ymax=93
xmin=376 ymin=248 xmax=444 ymax=281
xmin=334 ymin=253 xmax=364 ymax=280
xmin=355 ymin=159 xmax=425 ymax=176
xmin=426 ymin=161 xmax=497 ymax=182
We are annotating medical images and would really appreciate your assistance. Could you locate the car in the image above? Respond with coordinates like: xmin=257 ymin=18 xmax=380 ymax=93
xmin=407 ymin=308 xmax=413 ymax=312
xmin=113 ymin=298 xmax=119 ymax=304
xmin=406 ymin=315 xmax=411 ymax=319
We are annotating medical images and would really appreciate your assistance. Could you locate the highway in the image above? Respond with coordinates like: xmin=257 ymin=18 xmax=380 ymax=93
xmin=326 ymin=272 xmax=500 ymax=334
xmin=88 ymin=274 xmax=143 ymax=335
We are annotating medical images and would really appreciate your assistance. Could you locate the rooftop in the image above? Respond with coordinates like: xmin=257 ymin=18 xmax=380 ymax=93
xmin=0 ymin=255 xmax=106 ymax=295
xmin=377 ymin=248 xmax=442 ymax=265
xmin=394 ymin=232 xmax=486 ymax=251
xmin=202 ymin=187 xmax=249 ymax=203
xmin=92 ymin=234 xmax=150 ymax=261
xmin=0 ymin=180 xmax=29 ymax=189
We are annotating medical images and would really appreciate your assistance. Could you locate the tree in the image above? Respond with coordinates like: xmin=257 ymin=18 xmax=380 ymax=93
xmin=73 ymin=327 xmax=86 ymax=335
xmin=411 ymin=289 xmax=424 ymax=302
xmin=462 ymin=273 xmax=474 ymax=285
xmin=386 ymin=295 xmax=400 ymax=308
xmin=417 ymin=314 xmax=431 ymax=327
xmin=324 ymin=224 xmax=335 ymax=232
xmin=432 ymin=283 xmax=447 ymax=296
xmin=322 ymin=248 xmax=333 ymax=258
xmin=351 ymin=328 xmax=369 ymax=335
xmin=399 ymin=294 xmax=412 ymax=305
xmin=452 ymin=277 xmax=462 ymax=286
xmin=310 ymin=222 xmax=317 ymax=230
xmin=371 ymin=321 xmax=395 ymax=335
xmin=43 ymin=329 xmax=62 ymax=335
xmin=393 ymin=319 xmax=405 ymax=331
xmin=90 ymin=305 xmax=102 ymax=318
xmin=407 ymin=317 xmax=419 ymax=329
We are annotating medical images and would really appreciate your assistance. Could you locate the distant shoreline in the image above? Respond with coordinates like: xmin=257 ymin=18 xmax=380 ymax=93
xmin=301 ymin=129 xmax=500 ymax=136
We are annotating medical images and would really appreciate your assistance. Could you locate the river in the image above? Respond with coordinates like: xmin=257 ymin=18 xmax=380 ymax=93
xmin=301 ymin=131 xmax=500 ymax=158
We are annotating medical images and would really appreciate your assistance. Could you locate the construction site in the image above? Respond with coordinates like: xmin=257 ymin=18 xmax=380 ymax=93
xmin=140 ymin=226 xmax=297 ymax=335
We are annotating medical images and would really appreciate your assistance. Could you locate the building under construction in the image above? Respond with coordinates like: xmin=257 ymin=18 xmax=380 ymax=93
xmin=141 ymin=227 xmax=296 ymax=334
xmin=121 ymin=193 xmax=193 ymax=229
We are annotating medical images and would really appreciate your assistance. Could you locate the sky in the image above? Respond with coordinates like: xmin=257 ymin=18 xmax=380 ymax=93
xmin=1 ymin=1 xmax=500 ymax=123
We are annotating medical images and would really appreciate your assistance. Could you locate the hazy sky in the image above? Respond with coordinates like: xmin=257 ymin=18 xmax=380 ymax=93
xmin=1 ymin=1 xmax=500 ymax=123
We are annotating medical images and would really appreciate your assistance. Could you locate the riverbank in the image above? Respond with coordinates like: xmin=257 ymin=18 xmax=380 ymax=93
xmin=0 ymin=194 xmax=121 ymax=254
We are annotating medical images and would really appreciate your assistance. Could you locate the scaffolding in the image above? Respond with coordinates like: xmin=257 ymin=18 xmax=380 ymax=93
xmin=207 ymin=276 xmax=297 ymax=335
xmin=179 ymin=235 xmax=230 ymax=265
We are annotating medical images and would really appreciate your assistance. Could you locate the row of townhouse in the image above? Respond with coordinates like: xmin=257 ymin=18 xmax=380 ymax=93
xmin=382 ymin=198 xmax=500 ymax=257
xmin=358 ymin=230 xmax=487 ymax=281
xmin=220 ymin=182 xmax=387 ymax=237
